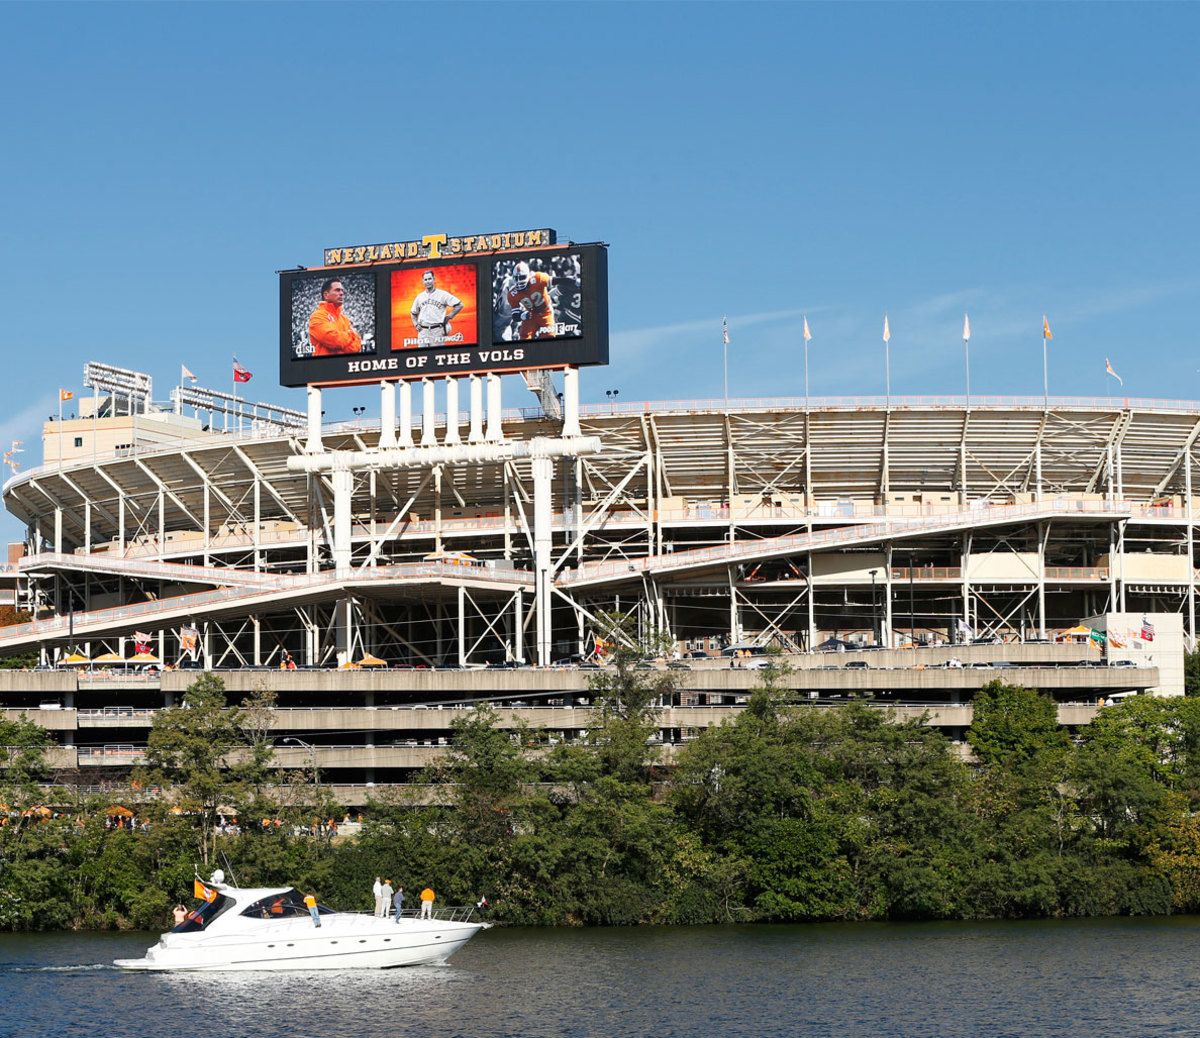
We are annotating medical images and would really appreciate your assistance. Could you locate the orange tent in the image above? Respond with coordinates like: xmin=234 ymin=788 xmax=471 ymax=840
xmin=357 ymin=654 xmax=387 ymax=667
xmin=105 ymin=805 xmax=133 ymax=817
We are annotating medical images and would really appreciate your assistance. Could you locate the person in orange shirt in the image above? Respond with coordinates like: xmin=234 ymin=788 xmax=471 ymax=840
xmin=419 ymin=886 xmax=435 ymax=920
xmin=308 ymin=280 xmax=363 ymax=356
xmin=504 ymin=263 xmax=557 ymax=341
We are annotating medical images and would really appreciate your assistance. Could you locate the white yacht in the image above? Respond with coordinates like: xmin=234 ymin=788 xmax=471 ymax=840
xmin=114 ymin=873 xmax=488 ymax=971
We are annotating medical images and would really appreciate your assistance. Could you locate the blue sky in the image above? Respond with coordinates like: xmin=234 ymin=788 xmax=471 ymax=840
xmin=2 ymin=1 xmax=1198 ymax=488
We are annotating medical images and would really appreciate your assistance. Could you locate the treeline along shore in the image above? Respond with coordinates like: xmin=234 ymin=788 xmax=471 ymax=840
xmin=5 ymin=645 xmax=1200 ymax=931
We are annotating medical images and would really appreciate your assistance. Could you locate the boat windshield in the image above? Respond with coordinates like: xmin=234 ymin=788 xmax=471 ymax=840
xmin=240 ymin=889 xmax=324 ymax=920
xmin=172 ymin=894 xmax=232 ymax=933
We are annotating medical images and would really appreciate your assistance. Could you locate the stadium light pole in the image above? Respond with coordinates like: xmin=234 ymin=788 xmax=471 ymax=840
xmin=282 ymin=736 xmax=320 ymax=791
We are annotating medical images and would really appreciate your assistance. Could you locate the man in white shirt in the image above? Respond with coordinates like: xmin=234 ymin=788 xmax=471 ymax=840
xmin=410 ymin=270 xmax=463 ymax=347
xmin=372 ymin=876 xmax=384 ymax=917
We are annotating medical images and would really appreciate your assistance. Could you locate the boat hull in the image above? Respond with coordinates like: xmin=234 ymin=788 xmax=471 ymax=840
xmin=114 ymin=916 xmax=485 ymax=972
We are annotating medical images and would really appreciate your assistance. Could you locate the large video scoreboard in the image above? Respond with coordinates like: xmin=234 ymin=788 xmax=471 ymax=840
xmin=279 ymin=231 xmax=608 ymax=387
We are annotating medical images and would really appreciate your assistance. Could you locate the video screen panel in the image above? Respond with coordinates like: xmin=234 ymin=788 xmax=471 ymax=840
xmin=492 ymin=253 xmax=583 ymax=343
xmin=288 ymin=273 xmax=376 ymax=359
xmin=279 ymin=243 xmax=607 ymax=387
xmin=392 ymin=265 xmax=478 ymax=351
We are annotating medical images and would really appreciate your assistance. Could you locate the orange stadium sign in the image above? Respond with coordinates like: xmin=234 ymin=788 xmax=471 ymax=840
xmin=323 ymin=229 xmax=556 ymax=268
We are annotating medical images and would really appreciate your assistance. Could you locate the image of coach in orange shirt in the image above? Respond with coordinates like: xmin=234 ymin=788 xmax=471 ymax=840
xmin=308 ymin=279 xmax=363 ymax=356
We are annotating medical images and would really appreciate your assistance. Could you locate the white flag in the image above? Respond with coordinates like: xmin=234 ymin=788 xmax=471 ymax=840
xmin=182 ymin=365 xmax=198 ymax=384
xmin=803 ymin=316 xmax=811 ymax=342
xmin=963 ymin=314 xmax=971 ymax=342
xmin=883 ymin=315 xmax=891 ymax=343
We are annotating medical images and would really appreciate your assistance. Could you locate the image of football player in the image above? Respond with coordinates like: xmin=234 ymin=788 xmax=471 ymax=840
xmin=504 ymin=261 xmax=577 ymax=341
xmin=410 ymin=270 xmax=463 ymax=347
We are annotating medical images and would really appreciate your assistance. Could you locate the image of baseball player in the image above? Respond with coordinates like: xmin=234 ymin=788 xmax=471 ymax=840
xmin=410 ymin=270 xmax=463 ymax=347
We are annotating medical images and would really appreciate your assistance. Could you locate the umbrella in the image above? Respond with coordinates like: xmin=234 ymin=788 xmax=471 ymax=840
xmin=91 ymin=651 xmax=128 ymax=664
xmin=105 ymin=805 xmax=133 ymax=817
xmin=338 ymin=661 xmax=361 ymax=670
xmin=357 ymin=654 xmax=387 ymax=667
xmin=130 ymin=652 xmax=161 ymax=664
xmin=22 ymin=805 xmax=52 ymax=817
xmin=60 ymin=652 xmax=91 ymax=665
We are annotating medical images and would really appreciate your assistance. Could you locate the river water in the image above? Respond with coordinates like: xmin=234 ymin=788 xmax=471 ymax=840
xmin=3 ymin=917 xmax=1198 ymax=1038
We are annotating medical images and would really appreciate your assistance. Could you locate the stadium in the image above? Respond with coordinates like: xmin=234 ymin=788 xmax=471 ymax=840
xmin=0 ymin=232 xmax=1188 ymax=803
xmin=0 ymin=367 xmax=1190 ymax=803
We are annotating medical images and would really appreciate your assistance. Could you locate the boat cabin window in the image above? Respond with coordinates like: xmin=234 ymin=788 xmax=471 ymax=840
xmin=171 ymin=894 xmax=231 ymax=933
xmin=241 ymin=889 xmax=324 ymax=919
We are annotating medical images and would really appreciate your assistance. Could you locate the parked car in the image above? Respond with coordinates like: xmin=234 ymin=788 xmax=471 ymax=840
xmin=685 ymin=650 xmax=710 ymax=659
xmin=667 ymin=661 xmax=691 ymax=670
xmin=843 ymin=660 xmax=870 ymax=670
xmin=1108 ymin=658 xmax=1137 ymax=668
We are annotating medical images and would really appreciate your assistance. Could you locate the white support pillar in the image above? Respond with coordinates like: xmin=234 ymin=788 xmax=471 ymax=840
xmin=421 ymin=379 xmax=437 ymax=447
xmin=562 ymin=366 xmax=582 ymax=438
xmin=884 ymin=544 xmax=894 ymax=647
xmin=468 ymin=375 xmax=484 ymax=443
xmin=331 ymin=464 xmax=353 ymax=574
xmin=444 ymin=378 xmax=461 ymax=445
xmin=335 ymin=596 xmax=353 ymax=668
xmin=54 ymin=507 xmax=62 ymax=554
xmin=458 ymin=585 xmax=466 ymax=668
xmin=1037 ymin=521 xmax=1048 ymax=639
xmin=306 ymin=386 xmax=324 ymax=453
xmin=533 ymin=453 xmax=554 ymax=665
xmin=398 ymin=381 xmax=414 ymax=448
xmin=379 ymin=381 xmax=397 ymax=450
xmin=486 ymin=374 xmax=503 ymax=442
xmin=1188 ymin=454 xmax=1196 ymax=649
xmin=514 ymin=591 xmax=525 ymax=664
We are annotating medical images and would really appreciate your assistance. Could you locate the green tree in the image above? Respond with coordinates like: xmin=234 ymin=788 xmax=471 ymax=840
xmin=136 ymin=673 xmax=247 ymax=864
xmin=0 ymin=712 xmax=50 ymax=810
xmin=967 ymin=680 xmax=1069 ymax=769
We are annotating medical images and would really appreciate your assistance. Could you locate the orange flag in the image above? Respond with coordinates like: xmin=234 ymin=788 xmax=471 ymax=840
xmin=1042 ymin=316 xmax=1052 ymax=340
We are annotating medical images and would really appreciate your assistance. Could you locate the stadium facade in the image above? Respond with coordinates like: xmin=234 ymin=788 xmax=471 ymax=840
xmin=0 ymin=373 xmax=1189 ymax=802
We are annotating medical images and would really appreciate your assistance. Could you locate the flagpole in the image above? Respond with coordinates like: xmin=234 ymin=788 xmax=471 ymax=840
xmin=883 ymin=315 xmax=891 ymax=409
xmin=1042 ymin=317 xmax=1049 ymax=410
xmin=963 ymin=314 xmax=971 ymax=410
xmin=722 ymin=317 xmax=729 ymax=404
xmin=803 ymin=316 xmax=810 ymax=412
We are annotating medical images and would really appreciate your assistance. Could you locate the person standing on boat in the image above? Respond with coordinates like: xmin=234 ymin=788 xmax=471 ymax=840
xmin=381 ymin=879 xmax=394 ymax=919
xmin=373 ymin=876 xmax=384 ymax=917
xmin=304 ymin=893 xmax=321 ymax=928
xmin=393 ymin=886 xmax=405 ymax=923
xmin=419 ymin=886 xmax=435 ymax=920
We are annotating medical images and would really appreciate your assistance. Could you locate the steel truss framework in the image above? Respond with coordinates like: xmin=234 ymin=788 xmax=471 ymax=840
xmin=5 ymin=398 xmax=1200 ymax=664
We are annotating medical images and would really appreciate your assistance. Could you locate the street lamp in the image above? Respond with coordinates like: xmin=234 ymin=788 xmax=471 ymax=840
xmin=606 ymin=389 xmax=619 ymax=407
xmin=282 ymin=736 xmax=320 ymax=789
